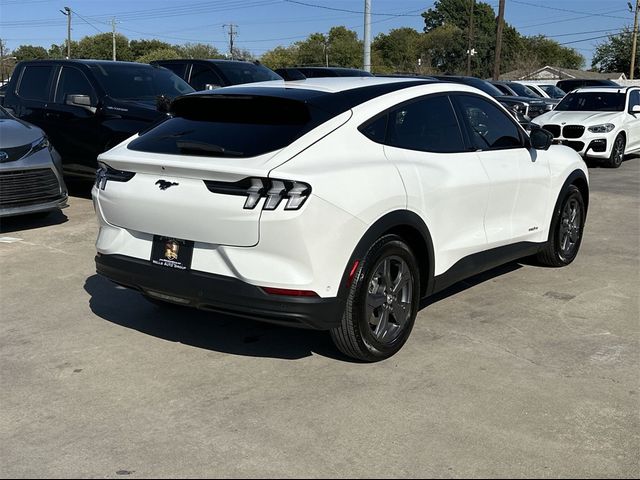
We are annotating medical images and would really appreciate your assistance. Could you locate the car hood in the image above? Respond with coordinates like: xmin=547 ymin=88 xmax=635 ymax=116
xmin=0 ymin=117 xmax=44 ymax=148
xmin=533 ymin=110 xmax=623 ymax=126
xmin=497 ymin=95 xmax=551 ymax=106
xmin=102 ymin=97 xmax=171 ymax=122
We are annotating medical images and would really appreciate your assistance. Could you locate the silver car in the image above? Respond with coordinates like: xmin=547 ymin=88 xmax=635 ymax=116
xmin=0 ymin=106 xmax=68 ymax=217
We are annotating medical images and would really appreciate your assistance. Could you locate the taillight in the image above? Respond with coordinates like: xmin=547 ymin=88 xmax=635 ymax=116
xmin=204 ymin=177 xmax=311 ymax=211
xmin=95 ymin=163 xmax=135 ymax=190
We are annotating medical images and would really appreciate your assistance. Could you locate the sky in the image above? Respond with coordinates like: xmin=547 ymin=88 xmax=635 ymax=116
xmin=0 ymin=0 xmax=635 ymax=68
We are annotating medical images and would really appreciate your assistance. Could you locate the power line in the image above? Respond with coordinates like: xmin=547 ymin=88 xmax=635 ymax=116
xmin=283 ymin=0 xmax=426 ymax=17
xmin=510 ymin=0 xmax=630 ymax=21
xmin=71 ymin=8 xmax=104 ymax=34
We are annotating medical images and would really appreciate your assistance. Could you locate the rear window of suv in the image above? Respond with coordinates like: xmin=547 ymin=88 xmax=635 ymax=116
xmin=127 ymin=94 xmax=331 ymax=158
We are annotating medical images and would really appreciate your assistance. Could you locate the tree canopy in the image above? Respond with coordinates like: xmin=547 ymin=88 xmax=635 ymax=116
xmin=592 ymin=28 xmax=636 ymax=77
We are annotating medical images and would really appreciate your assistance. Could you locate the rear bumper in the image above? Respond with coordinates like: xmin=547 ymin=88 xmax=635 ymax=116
xmin=95 ymin=253 xmax=344 ymax=330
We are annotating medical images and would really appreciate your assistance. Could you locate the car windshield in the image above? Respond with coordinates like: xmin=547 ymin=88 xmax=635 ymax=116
xmin=214 ymin=62 xmax=281 ymax=84
xmin=540 ymin=85 xmax=566 ymax=98
xmin=555 ymin=92 xmax=625 ymax=111
xmin=509 ymin=83 xmax=540 ymax=97
xmin=0 ymin=106 xmax=11 ymax=119
xmin=89 ymin=63 xmax=194 ymax=100
xmin=468 ymin=79 xmax=504 ymax=97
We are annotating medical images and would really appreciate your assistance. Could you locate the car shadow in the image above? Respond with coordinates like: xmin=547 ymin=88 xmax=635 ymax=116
xmin=83 ymin=274 xmax=351 ymax=362
xmin=0 ymin=209 xmax=68 ymax=234
xmin=85 ymin=261 xmax=527 ymax=362
xmin=420 ymin=261 xmax=523 ymax=308
xmin=66 ymin=178 xmax=94 ymax=199
xmin=585 ymin=152 xmax=639 ymax=168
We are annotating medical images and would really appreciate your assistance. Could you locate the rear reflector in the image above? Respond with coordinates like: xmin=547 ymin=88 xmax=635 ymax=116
xmin=261 ymin=287 xmax=319 ymax=297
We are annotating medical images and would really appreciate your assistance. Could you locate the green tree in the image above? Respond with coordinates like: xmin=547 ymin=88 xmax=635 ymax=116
xmin=326 ymin=26 xmax=361 ymax=68
xmin=13 ymin=44 xmax=48 ymax=61
xmin=130 ymin=39 xmax=172 ymax=60
xmin=136 ymin=48 xmax=180 ymax=63
xmin=173 ymin=43 xmax=223 ymax=59
xmin=76 ymin=33 xmax=133 ymax=61
xmin=592 ymin=28 xmax=635 ymax=76
xmin=373 ymin=27 xmax=422 ymax=73
xmin=260 ymin=45 xmax=298 ymax=69
xmin=293 ymin=26 xmax=361 ymax=68
xmin=422 ymin=0 xmax=524 ymax=77
xmin=295 ymin=32 xmax=328 ymax=66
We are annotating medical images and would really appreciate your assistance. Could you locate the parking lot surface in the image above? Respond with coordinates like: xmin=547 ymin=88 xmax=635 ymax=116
xmin=1 ymin=160 xmax=639 ymax=478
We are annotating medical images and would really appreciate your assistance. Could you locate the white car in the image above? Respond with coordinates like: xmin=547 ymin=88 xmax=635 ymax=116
xmin=518 ymin=82 xmax=566 ymax=100
xmin=533 ymin=86 xmax=640 ymax=168
xmin=92 ymin=77 xmax=589 ymax=361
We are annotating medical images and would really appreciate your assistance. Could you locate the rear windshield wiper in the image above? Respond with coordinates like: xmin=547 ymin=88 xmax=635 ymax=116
xmin=176 ymin=140 xmax=244 ymax=157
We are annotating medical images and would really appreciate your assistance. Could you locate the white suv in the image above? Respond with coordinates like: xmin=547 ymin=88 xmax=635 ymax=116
xmin=533 ymin=86 xmax=640 ymax=168
xmin=93 ymin=78 xmax=589 ymax=361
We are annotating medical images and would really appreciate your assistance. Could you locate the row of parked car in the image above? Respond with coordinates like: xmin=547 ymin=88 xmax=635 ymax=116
xmin=0 ymin=58 xmax=633 ymax=221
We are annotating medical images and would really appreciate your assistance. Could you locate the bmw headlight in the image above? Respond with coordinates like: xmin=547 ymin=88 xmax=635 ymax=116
xmin=587 ymin=123 xmax=615 ymax=133
xmin=31 ymin=136 xmax=50 ymax=152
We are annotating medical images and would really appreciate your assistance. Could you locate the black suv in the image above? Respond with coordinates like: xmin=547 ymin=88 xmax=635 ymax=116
xmin=556 ymin=78 xmax=619 ymax=93
xmin=2 ymin=60 xmax=194 ymax=177
xmin=275 ymin=67 xmax=373 ymax=80
xmin=151 ymin=59 xmax=281 ymax=91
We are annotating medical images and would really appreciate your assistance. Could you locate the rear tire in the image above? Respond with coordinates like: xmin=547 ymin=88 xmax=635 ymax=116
xmin=606 ymin=134 xmax=625 ymax=168
xmin=537 ymin=185 xmax=585 ymax=267
xmin=330 ymin=235 xmax=420 ymax=362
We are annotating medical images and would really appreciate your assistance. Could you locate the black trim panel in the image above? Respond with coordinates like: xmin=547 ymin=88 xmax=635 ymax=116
xmin=96 ymin=254 xmax=344 ymax=330
xmin=432 ymin=241 xmax=544 ymax=294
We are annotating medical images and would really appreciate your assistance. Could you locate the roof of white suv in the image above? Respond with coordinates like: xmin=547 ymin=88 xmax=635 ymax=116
xmin=571 ymin=86 xmax=639 ymax=94
xmin=239 ymin=76 xmax=428 ymax=93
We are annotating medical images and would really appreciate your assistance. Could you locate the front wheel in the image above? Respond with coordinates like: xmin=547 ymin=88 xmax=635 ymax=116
xmin=606 ymin=134 xmax=625 ymax=168
xmin=537 ymin=185 xmax=586 ymax=267
xmin=330 ymin=235 xmax=420 ymax=362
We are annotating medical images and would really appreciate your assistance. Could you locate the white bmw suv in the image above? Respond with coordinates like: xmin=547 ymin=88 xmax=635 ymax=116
xmin=93 ymin=77 xmax=589 ymax=361
xmin=533 ymin=86 xmax=640 ymax=168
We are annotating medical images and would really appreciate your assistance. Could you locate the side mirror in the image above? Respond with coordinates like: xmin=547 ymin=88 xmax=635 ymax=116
xmin=66 ymin=94 xmax=96 ymax=113
xmin=205 ymin=83 xmax=221 ymax=90
xmin=630 ymin=105 xmax=640 ymax=114
xmin=529 ymin=126 xmax=554 ymax=150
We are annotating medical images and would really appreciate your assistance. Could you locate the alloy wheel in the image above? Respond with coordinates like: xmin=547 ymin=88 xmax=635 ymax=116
xmin=365 ymin=255 xmax=413 ymax=344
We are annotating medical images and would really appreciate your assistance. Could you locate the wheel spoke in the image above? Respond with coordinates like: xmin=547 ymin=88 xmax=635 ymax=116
xmin=382 ymin=259 xmax=393 ymax=289
xmin=392 ymin=301 xmax=410 ymax=327
xmin=374 ymin=308 xmax=390 ymax=339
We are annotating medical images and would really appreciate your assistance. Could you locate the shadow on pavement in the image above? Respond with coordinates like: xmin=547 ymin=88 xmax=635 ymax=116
xmin=85 ymin=260 xmax=528 ymax=362
xmin=0 ymin=209 xmax=68 ymax=234
xmin=66 ymin=178 xmax=94 ymax=199
xmin=84 ymin=274 xmax=350 ymax=362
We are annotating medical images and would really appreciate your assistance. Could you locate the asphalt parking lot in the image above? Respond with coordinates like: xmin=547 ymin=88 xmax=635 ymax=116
xmin=1 ymin=158 xmax=638 ymax=478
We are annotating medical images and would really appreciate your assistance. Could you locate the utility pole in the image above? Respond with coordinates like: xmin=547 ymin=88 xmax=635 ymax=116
xmin=466 ymin=0 xmax=475 ymax=76
xmin=223 ymin=24 xmax=238 ymax=60
xmin=631 ymin=0 xmax=639 ymax=79
xmin=60 ymin=7 xmax=71 ymax=59
xmin=0 ymin=40 xmax=5 ymax=83
xmin=363 ymin=0 xmax=371 ymax=72
xmin=111 ymin=17 xmax=117 ymax=61
xmin=493 ymin=0 xmax=505 ymax=80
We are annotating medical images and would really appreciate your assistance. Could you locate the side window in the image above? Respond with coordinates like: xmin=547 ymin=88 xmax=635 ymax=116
xmin=359 ymin=114 xmax=387 ymax=143
xmin=161 ymin=63 xmax=188 ymax=80
xmin=493 ymin=83 xmax=511 ymax=95
xmin=386 ymin=95 xmax=465 ymax=153
xmin=455 ymin=94 xmax=523 ymax=150
xmin=17 ymin=65 xmax=54 ymax=101
xmin=629 ymin=90 xmax=640 ymax=109
xmin=190 ymin=64 xmax=224 ymax=91
xmin=55 ymin=67 xmax=95 ymax=104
